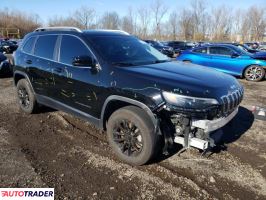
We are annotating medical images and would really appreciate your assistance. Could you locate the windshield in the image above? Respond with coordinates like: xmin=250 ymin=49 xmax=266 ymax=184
xmin=230 ymin=45 xmax=252 ymax=56
xmin=87 ymin=35 xmax=169 ymax=66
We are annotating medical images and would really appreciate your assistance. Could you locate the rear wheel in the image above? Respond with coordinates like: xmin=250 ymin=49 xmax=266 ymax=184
xmin=107 ymin=106 xmax=158 ymax=166
xmin=16 ymin=79 xmax=38 ymax=114
xmin=244 ymin=65 xmax=265 ymax=82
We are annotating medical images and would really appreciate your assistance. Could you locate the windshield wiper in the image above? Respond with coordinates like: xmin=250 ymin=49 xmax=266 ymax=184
xmin=111 ymin=62 xmax=137 ymax=66
xmin=154 ymin=59 xmax=171 ymax=64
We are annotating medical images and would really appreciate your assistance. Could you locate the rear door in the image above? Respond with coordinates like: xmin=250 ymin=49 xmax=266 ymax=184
xmin=27 ymin=35 xmax=58 ymax=96
xmin=208 ymin=46 xmax=241 ymax=75
xmin=190 ymin=47 xmax=211 ymax=65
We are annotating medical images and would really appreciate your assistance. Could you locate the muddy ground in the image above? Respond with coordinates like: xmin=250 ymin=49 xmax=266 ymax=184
xmin=0 ymin=72 xmax=265 ymax=199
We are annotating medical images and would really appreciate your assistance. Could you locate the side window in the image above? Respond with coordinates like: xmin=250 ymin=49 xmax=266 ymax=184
xmin=209 ymin=47 xmax=232 ymax=56
xmin=60 ymin=35 xmax=91 ymax=65
xmin=22 ymin=37 xmax=36 ymax=54
xmin=193 ymin=47 xmax=207 ymax=54
xmin=34 ymin=35 xmax=58 ymax=60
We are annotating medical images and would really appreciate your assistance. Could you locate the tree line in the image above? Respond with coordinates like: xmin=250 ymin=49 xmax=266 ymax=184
xmin=0 ymin=0 xmax=265 ymax=42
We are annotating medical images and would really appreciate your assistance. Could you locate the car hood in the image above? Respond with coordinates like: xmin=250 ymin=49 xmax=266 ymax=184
xmin=0 ymin=53 xmax=6 ymax=62
xmin=116 ymin=61 xmax=242 ymax=101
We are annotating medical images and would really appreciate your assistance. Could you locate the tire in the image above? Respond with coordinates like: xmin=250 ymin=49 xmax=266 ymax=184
xmin=244 ymin=65 xmax=265 ymax=82
xmin=107 ymin=106 xmax=158 ymax=166
xmin=16 ymin=79 xmax=38 ymax=114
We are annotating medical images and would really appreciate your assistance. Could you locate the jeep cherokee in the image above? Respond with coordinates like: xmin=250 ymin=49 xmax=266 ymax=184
xmin=13 ymin=27 xmax=244 ymax=165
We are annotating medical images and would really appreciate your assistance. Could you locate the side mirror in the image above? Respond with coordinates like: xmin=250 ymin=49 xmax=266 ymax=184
xmin=72 ymin=55 xmax=95 ymax=67
xmin=231 ymin=52 xmax=240 ymax=58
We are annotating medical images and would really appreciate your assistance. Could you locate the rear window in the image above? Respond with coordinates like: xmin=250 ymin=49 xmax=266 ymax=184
xmin=34 ymin=35 xmax=58 ymax=60
xmin=193 ymin=47 xmax=207 ymax=54
xmin=22 ymin=37 xmax=36 ymax=54
xmin=209 ymin=46 xmax=232 ymax=56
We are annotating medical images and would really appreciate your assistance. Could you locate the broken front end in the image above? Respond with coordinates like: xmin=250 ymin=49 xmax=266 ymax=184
xmin=154 ymin=87 xmax=244 ymax=154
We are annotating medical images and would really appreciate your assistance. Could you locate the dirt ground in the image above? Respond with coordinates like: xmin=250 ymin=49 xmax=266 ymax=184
xmin=0 ymin=72 xmax=265 ymax=199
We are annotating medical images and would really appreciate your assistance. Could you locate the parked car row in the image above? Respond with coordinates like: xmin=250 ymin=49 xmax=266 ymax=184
xmin=0 ymin=39 xmax=19 ymax=54
xmin=176 ymin=43 xmax=266 ymax=82
xmin=0 ymin=52 xmax=12 ymax=75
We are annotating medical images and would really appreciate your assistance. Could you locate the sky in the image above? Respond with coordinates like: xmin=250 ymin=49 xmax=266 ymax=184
xmin=1 ymin=0 xmax=266 ymax=24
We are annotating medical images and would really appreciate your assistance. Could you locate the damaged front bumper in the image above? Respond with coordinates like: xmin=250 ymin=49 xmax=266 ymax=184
xmin=191 ymin=107 xmax=238 ymax=133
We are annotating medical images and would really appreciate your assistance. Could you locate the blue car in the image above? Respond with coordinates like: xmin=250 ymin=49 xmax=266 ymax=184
xmin=176 ymin=44 xmax=266 ymax=81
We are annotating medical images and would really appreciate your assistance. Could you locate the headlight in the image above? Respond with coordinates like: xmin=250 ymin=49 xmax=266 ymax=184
xmin=162 ymin=91 xmax=219 ymax=109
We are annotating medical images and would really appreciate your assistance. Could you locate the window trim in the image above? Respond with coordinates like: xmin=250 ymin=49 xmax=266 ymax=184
xmin=33 ymin=35 xmax=59 ymax=61
xmin=22 ymin=36 xmax=37 ymax=55
xmin=57 ymin=34 xmax=99 ymax=69
xmin=208 ymin=46 xmax=233 ymax=57
xmin=193 ymin=47 xmax=208 ymax=54
xmin=21 ymin=33 xmax=101 ymax=70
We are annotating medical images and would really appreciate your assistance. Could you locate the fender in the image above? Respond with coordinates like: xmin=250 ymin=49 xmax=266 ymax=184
xmin=13 ymin=70 xmax=36 ymax=94
xmin=100 ymin=95 xmax=158 ymax=129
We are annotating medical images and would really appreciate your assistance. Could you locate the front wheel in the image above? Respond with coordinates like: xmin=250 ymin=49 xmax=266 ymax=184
xmin=107 ymin=106 xmax=158 ymax=166
xmin=244 ymin=65 xmax=265 ymax=82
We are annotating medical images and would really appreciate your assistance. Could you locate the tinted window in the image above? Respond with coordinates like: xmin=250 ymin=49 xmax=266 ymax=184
xmin=87 ymin=35 xmax=168 ymax=65
xmin=34 ymin=35 xmax=57 ymax=59
xmin=60 ymin=35 xmax=91 ymax=65
xmin=209 ymin=47 xmax=232 ymax=56
xmin=23 ymin=37 xmax=36 ymax=54
xmin=193 ymin=47 xmax=207 ymax=54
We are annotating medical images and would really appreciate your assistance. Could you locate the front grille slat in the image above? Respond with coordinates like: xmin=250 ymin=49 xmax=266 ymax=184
xmin=220 ymin=87 xmax=243 ymax=116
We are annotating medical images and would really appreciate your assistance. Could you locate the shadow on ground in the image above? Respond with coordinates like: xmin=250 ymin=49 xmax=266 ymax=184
xmin=153 ymin=106 xmax=254 ymax=162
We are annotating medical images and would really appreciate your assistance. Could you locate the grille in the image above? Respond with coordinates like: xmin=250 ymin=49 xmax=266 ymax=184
xmin=221 ymin=87 xmax=244 ymax=115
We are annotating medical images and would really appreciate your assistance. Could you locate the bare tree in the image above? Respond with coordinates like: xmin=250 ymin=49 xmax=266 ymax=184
xmin=73 ymin=7 xmax=96 ymax=29
xmin=0 ymin=8 xmax=41 ymax=37
xmin=248 ymin=6 xmax=266 ymax=41
xmin=210 ymin=6 xmax=232 ymax=41
xmin=49 ymin=16 xmax=80 ymax=27
xmin=137 ymin=7 xmax=151 ymax=38
xmin=168 ymin=11 xmax=179 ymax=40
xmin=190 ymin=0 xmax=209 ymax=40
xmin=179 ymin=9 xmax=194 ymax=40
xmin=100 ymin=11 xmax=120 ymax=29
xmin=151 ymin=0 xmax=168 ymax=39
xmin=121 ymin=7 xmax=137 ymax=34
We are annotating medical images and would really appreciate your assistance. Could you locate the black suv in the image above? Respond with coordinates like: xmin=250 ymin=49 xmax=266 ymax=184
xmin=144 ymin=40 xmax=174 ymax=57
xmin=13 ymin=27 xmax=243 ymax=165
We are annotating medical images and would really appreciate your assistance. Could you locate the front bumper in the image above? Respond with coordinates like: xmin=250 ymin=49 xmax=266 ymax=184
xmin=191 ymin=107 xmax=238 ymax=132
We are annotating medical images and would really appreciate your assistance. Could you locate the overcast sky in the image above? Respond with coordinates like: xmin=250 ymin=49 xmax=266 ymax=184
xmin=2 ymin=0 xmax=266 ymax=24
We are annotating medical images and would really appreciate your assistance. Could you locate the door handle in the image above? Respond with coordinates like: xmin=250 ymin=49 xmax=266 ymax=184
xmin=54 ymin=67 xmax=63 ymax=73
xmin=26 ymin=60 xmax=32 ymax=64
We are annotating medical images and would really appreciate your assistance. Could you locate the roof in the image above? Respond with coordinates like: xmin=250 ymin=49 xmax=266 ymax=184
xmin=83 ymin=29 xmax=130 ymax=36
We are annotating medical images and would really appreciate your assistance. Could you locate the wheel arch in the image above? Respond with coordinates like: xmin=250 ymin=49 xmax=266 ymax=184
xmin=13 ymin=71 xmax=35 ymax=93
xmin=242 ymin=64 xmax=263 ymax=78
xmin=100 ymin=95 xmax=158 ymax=130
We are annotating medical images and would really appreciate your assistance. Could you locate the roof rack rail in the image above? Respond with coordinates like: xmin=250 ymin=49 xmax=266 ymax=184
xmin=34 ymin=27 xmax=82 ymax=33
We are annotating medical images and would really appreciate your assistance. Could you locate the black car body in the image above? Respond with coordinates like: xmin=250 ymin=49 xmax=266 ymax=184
xmin=163 ymin=41 xmax=195 ymax=54
xmin=0 ymin=40 xmax=18 ymax=54
xmin=144 ymin=40 xmax=174 ymax=57
xmin=0 ymin=52 xmax=11 ymax=74
xmin=13 ymin=27 xmax=243 ymax=165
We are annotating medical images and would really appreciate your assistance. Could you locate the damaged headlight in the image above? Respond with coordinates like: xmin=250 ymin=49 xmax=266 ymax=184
xmin=162 ymin=91 xmax=219 ymax=110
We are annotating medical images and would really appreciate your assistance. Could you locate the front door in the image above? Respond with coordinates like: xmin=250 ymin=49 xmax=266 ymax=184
xmin=51 ymin=35 xmax=100 ymax=117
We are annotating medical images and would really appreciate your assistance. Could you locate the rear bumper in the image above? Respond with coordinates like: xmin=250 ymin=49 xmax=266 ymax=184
xmin=191 ymin=107 xmax=238 ymax=132
xmin=0 ymin=60 xmax=11 ymax=73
